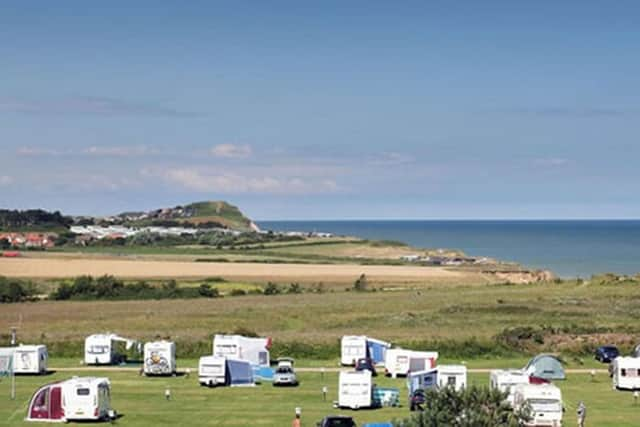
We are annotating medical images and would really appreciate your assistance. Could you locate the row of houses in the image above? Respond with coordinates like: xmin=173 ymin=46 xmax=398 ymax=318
xmin=0 ymin=232 xmax=57 ymax=248
xmin=399 ymin=254 xmax=493 ymax=265
xmin=69 ymin=225 xmax=242 ymax=241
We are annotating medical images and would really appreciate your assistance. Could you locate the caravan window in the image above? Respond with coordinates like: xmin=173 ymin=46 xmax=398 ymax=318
xmin=88 ymin=345 xmax=109 ymax=354
xmin=447 ymin=376 xmax=457 ymax=386
xmin=33 ymin=388 xmax=49 ymax=409
xmin=529 ymin=398 xmax=562 ymax=413
xmin=76 ymin=388 xmax=91 ymax=396
xmin=622 ymin=368 xmax=627 ymax=377
xmin=201 ymin=364 xmax=223 ymax=375
xmin=344 ymin=345 xmax=361 ymax=356
xmin=216 ymin=344 xmax=237 ymax=355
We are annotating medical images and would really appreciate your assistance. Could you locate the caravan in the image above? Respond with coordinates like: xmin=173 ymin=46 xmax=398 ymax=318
xmin=12 ymin=345 xmax=48 ymax=375
xmin=198 ymin=356 xmax=254 ymax=387
xmin=143 ymin=341 xmax=176 ymax=376
xmin=384 ymin=349 xmax=438 ymax=378
xmin=513 ymin=384 xmax=563 ymax=427
xmin=84 ymin=334 xmax=141 ymax=365
xmin=611 ymin=357 xmax=640 ymax=391
xmin=339 ymin=370 xmax=374 ymax=409
xmin=213 ymin=334 xmax=271 ymax=367
xmin=341 ymin=336 xmax=392 ymax=366
xmin=436 ymin=365 xmax=467 ymax=391
xmin=490 ymin=369 xmax=530 ymax=405
xmin=26 ymin=377 xmax=114 ymax=423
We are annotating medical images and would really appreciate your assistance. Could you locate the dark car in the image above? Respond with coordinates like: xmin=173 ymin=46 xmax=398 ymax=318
xmin=409 ymin=389 xmax=426 ymax=412
xmin=317 ymin=415 xmax=356 ymax=427
xmin=595 ymin=345 xmax=620 ymax=363
xmin=355 ymin=357 xmax=377 ymax=376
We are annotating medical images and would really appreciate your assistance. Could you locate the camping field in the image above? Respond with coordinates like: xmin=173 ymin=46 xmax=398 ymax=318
xmin=1 ymin=368 xmax=639 ymax=426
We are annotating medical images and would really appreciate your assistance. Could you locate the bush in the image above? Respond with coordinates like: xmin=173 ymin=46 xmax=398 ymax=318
xmin=353 ymin=273 xmax=368 ymax=292
xmin=0 ymin=276 xmax=38 ymax=303
xmin=287 ymin=283 xmax=303 ymax=294
xmin=263 ymin=282 xmax=281 ymax=295
xmin=230 ymin=289 xmax=247 ymax=297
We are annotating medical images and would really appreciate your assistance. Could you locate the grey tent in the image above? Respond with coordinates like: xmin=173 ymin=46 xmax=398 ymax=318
xmin=524 ymin=354 xmax=565 ymax=380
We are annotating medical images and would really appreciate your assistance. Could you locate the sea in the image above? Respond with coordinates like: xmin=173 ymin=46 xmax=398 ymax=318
xmin=257 ymin=220 xmax=640 ymax=278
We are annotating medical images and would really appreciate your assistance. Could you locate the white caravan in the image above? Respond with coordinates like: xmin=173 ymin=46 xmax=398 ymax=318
xmin=143 ymin=341 xmax=176 ymax=376
xmin=13 ymin=345 xmax=48 ymax=374
xmin=513 ymin=384 xmax=563 ymax=427
xmin=212 ymin=334 xmax=271 ymax=367
xmin=611 ymin=356 xmax=640 ymax=391
xmin=84 ymin=334 xmax=140 ymax=365
xmin=339 ymin=370 xmax=373 ymax=409
xmin=199 ymin=355 xmax=227 ymax=386
xmin=490 ymin=369 xmax=530 ymax=405
xmin=26 ymin=377 xmax=114 ymax=423
xmin=384 ymin=349 xmax=438 ymax=378
xmin=437 ymin=364 xmax=467 ymax=391
xmin=341 ymin=336 xmax=367 ymax=366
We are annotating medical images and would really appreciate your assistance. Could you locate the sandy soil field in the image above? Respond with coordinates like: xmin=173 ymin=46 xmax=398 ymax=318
xmin=0 ymin=257 xmax=476 ymax=283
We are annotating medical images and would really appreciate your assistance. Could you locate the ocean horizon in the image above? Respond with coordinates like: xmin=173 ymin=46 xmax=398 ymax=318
xmin=257 ymin=219 xmax=640 ymax=278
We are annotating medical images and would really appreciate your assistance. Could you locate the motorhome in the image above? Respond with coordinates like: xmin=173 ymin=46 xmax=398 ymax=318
xmin=12 ymin=345 xmax=48 ymax=374
xmin=26 ymin=377 xmax=114 ymax=423
xmin=490 ymin=369 xmax=530 ymax=405
xmin=84 ymin=334 xmax=140 ymax=365
xmin=611 ymin=356 xmax=640 ymax=391
xmin=513 ymin=384 xmax=563 ymax=427
xmin=384 ymin=349 xmax=438 ymax=378
xmin=338 ymin=370 xmax=373 ymax=409
xmin=437 ymin=365 xmax=467 ymax=391
xmin=198 ymin=356 xmax=254 ymax=387
xmin=340 ymin=336 xmax=392 ymax=366
xmin=143 ymin=341 xmax=176 ymax=376
xmin=213 ymin=334 xmax=271 ymax=367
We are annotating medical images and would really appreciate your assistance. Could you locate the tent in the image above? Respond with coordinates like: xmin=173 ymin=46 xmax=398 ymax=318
xmin=226 ymin=359 xmax=255 ymax=386
xmin=524 ymin=354 xmax=565 ymax=380
xmin=366 ymin=338 xmax=391 ymax=366
xmin=26 ymin=382 xmax=64 ymax=422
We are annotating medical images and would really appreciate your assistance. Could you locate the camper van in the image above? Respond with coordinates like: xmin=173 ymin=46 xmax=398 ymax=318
xmin=13 ymin=345 xmax=48 ymax=375
xmin=490 ymin=369 xmax=530 ymax=405
xmin=143 ymin=341 xmax=176 ymax=376
xmin=437 ymin=365 xmax=467 ymax=391
xmin=341 ymin=336 xmax=391 ymax=366
xmin=213 ymin=334 xmax=271 ymax=367
xmin=611 ymin=357 xmax=640 ymax=391
xmin=513 ymin=384 xmax=563 ymax=427
xmin=339 ymin=370 xmax=373 ymax=409
xmin=84 ymin=334 xmax=140 ymax=365
xmin=384 ymin=349 xmax=438 ymax=378
xmin=198 ymin=356 xmax=254 ymax=387
xmin=26 ymin=377 xmax=114 ymax=423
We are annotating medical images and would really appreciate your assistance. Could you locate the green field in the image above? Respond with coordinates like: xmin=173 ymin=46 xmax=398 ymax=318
xmin=1 ymin=367 xmax=638 ymax=426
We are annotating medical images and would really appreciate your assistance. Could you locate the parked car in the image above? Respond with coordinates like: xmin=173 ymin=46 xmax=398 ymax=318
xmin=273 ymin=360 xmax=298 ymax=386
xmin=318 ymin=416 xmax=356 ymax=427
xmin=595 ymin=345 xmax=620 ymax=363
xmin=355 ymin=357 xmax=377 ymax=376
xmin=409 ymin=389 xmax=426 ymax=412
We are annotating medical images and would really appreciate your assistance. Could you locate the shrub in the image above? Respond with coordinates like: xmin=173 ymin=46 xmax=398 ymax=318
xmin=353 ymin=273 xmax=368 ymax=292
xmin=0 ymin=276 xmax=38 ymax=303
xmin=263 ymin=282 xmax=281 ymax=295
xmin=230 ymin=289 xmax=247 ymax=296
xmin=287 ymin=283 xmax=303 ymax=294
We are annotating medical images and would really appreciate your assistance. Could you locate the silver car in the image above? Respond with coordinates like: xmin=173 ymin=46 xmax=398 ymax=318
xmin=273 ymin=363 xmax=298 ymax=386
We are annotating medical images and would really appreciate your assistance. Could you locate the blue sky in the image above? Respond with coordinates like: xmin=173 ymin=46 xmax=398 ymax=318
xmin=0 ymin=1 xmax=638 ymax=219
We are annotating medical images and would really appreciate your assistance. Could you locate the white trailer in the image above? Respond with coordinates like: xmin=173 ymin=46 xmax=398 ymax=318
xmin=490 ymin=369 xmax=530 ymax=405
xmin=212 ymin=334 xmax=271 ymax=367
xmin=612 ymin=356 xmax=640 ymax=391
xmin=437 ymin=364 xmax=467 ymax=391
xmin=143 ymin=341 xmax=176 ymax=376
xmin=12 ymin=345 xmax=48 ymax=375
xmin=199 ymin=355 xmax=227 ymax=386
xmin=338 ymin=370 xmax=373 ymax=409
xmin=384 ymin=349 xmax=438 ymax=378
xmin=26 ymin=377 xmax=114 ymax=423
xmin=513 ymin=384 xmax=563 ymax=427
xmin=341 ymin=336 xmax=367 ymax=366
xmin=84 ymin=334 xmax=140 ymax=366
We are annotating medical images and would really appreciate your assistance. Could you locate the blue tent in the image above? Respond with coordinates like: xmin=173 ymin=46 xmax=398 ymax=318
xmin=366 ymin=338 xmax=391 ymax=365
xmin=407 ymin=369 xmax=438 ymax=394
xmin=524 ymin=354 xmax=566 ymax=381
xmin=226 ymin=359 xmax=254 ymax=386
xmin=252 ymin=366 xmax=274 ymax=382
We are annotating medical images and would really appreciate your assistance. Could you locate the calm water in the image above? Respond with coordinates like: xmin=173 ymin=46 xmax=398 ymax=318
xmin=257 ymin=220 xmax=640 ymax=278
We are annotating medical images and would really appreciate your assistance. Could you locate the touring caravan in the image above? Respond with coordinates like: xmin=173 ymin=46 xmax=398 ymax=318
xmin=12 ymin=345 xmax=48 ymax=374
xmin=611 ymin=357 xmax=640 ymax=391
xmin=490 ymin=369 xmax=530 ymax=405
xmin=437 ymin=365 xmax=467 ymax=391
xmin=513 ymin=384 xmax=563 ymax=427
xmin=26 ymin=377 xmax=114 ymax=423
xmin=384 ymin=349 xmax=438 ymax=378
xmin=407 ymin=368 xmax=438 ymax=395
xmin=341 ymin=336 xmax=392 ymax=366
xmin=84 ymin=334 xmax=141 ymax=365
xmin=144 ymin=341 xmax=176 ymax=376
xmin=213 ymin=334 xmax=271 ymax=367
xmin=198 ymin=356 xmax=254 ymax=387
xmin=339 ymin=370 xmax=373 ymax=409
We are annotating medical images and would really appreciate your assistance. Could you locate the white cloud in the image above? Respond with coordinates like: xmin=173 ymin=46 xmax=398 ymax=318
xmin=156 ymin=168 xmax=339 ymax=195
xmin=532 ymin=158 xmax=570 ymax=167
xmin=210 ymin=144 xmax=252 ymax=159
xmin=0 ymin=175 xmax=13 ymax=186
xmin=83 ymin=145 xmax=154 ymax=157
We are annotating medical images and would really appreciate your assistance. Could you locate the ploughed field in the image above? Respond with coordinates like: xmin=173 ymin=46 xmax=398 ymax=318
xmin=0 ymin=368 xmax=637 ymax=426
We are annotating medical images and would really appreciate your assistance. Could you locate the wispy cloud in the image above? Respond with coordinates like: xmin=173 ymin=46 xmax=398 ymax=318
xmin=505 ymin=107 xmax=630 ymax=118
xmin=210 ymin=144 xmax=253 ymax=159
xmin=0 ymin=96 xmax=200 ymax=117
xmin=367 ymin=152 xmax=415 ymax=166
xmin=17 ymin=145 xmax=158 ymax=157
xmin=0 ymin=175 xmax=13 ymax=186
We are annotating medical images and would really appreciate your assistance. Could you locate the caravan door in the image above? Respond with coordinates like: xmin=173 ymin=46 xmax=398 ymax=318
xmin=28 ymin=385 xmax=64 ymax=421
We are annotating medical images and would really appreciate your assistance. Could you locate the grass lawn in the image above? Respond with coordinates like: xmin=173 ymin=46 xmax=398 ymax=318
xmin=1 ymin=369 xmax=638 ymax=426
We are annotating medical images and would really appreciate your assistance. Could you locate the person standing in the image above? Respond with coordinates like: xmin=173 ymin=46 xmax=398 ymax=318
xmin=577 ymin=401 xmax=586 ymax=427
xmin=292 ymin=407 xmax=301 ymax=427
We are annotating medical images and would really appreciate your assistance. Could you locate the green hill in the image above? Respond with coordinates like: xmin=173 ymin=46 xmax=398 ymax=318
xmin=180 ymin=201 xmax=255 ymax=230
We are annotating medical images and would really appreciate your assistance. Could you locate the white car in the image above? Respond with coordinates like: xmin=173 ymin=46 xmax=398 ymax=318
xmin=273 ymin=360 xmax=298 ymax=386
